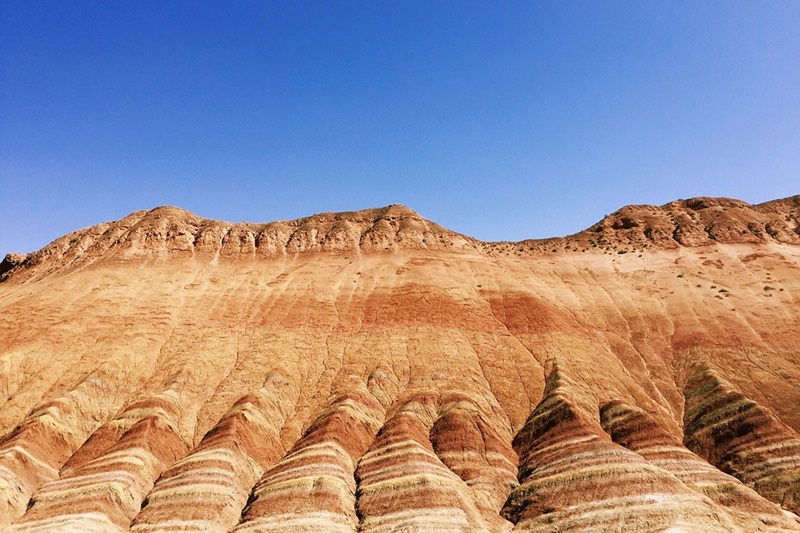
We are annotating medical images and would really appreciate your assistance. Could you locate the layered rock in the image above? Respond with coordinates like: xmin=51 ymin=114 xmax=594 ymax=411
xmin=9 ymin=390 xmax=188 ymax=532
xmin=502 ymin=368 xmax=741 ymax=531
xmin=430 ymin=392 xmax=518 ymax=520
xmin=234 ymin=388 xmax=384 ymax=532
xmin=0 ymin=370 xmax=120 ymax=526
xmin=601 ymin=399 xmax=800 ymax=531
xmin=131 ymin=371 xmax=298 ymax=532
xmin=0 ymin=196 xmax=799 ymax=530
xmin=355 ymin=394 xmax=508 ymax=531
xmin=684 ymin=367 xmax=800 ymax=514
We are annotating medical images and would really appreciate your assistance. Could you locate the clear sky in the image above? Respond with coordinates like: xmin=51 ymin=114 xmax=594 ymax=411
xmin=2 ymin=1 xmax=799 ymax=254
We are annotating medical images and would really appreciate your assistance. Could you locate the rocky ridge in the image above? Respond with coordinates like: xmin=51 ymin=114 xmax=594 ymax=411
xmin=4 ymin=196 xmax=800 ymax=284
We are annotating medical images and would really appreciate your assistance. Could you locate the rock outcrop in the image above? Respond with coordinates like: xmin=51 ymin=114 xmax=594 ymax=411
xmin=684 ymin=367 xmax=800 ymax=515
xmin=502 ymin=368 xmax=741 ymax=531
xmin=1 ymin=196 xmax=799 ymax=530
xmin=601 ymin=399 xmax=800 ymax=531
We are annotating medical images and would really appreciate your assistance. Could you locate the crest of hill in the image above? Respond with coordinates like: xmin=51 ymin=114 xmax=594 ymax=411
xmin=0 ymin=204 xmax=478 ymax=282
xmin=2 ymin=195 xmax=799 ymax=282
xmin=503 ymin=195 xmax=800 ymax=254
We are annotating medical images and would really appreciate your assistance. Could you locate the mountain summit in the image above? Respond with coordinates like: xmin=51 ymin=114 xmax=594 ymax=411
xmin=4 ymin=196 xmax=799 ymax=284
xmin=1 ymin=195 xmax=799 ymax=531
xmin=1 ymin=204 xmax=476 ymax=283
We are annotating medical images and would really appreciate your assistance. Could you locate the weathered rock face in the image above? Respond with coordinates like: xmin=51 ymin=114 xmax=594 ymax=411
xmin=1 ymin=196 xmax=799 ymax=531
xmin=683 ymin=367 xmax=800 ymax=515
xmin=0 ymin=254 xmax=26 ymax=279
xmin=601 ymin=399 xmax=800 ymax=531
xmin=502 ymin=368 xmax=742 ymax=532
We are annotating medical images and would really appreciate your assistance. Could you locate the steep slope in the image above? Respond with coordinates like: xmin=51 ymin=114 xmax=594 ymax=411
xmin=683 ymin=367 xmax=800 ymax=514
xmin=1 ymin=196 xmax=799 ymax=530
xmin=502 ymin=367 xmax=741 ymax=531
xmin=132 ymin=372 xmax=297 ymax=532
xmin=600 ymin=399 xmax=800 ymax=531
xmin=235 ymin=387 xmax=385 ymax=532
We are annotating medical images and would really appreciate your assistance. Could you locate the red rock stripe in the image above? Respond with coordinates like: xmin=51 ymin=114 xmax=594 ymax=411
xmin=132 ymin=377 xmax=297 ymax=532
xmin=502 ymin=367 xmax=745 ymax=531
xmin=10 ymin=390 xmax=188 ymax=530
xmin=355 ymin=395 xmax=502 ymax=531
xmin=234 ymin=389 xmax=383 ymax=532
xmin=684 ymin=367 xmax=800 ymax=514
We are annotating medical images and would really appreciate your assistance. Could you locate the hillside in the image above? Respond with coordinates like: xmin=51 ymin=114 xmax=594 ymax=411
xmin=1 ymin=196 xmax=799 ymax=531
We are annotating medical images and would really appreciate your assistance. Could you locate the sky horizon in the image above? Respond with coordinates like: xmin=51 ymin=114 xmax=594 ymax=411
xmin=2 ymin=1 xmax=799 ymax=254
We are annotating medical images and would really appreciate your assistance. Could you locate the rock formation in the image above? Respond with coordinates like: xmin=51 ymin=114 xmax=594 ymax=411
xmin=1 ymin=196 xmax=799 ymax=531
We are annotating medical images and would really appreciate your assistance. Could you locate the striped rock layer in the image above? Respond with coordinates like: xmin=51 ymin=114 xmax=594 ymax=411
xmin=1 ymin=198 xmax=800 ymax=530
xmin=131 ymin=371 xmax=298 ymax=532
xmin=235 ymin=388 xmax=385 ymax=532
xmin=355 ymin=394 xmax=512 ymax=532
xmin=8 ymin=390 xmax=188 ymax=532
xmin=501 ymin=369 xmax=745 ymax=532
xmin=684 ymin=367 xmax=800 ymax=515
xmin=601 ymin=399 xmax=800 ymax=531
xmin=0 ymin=371 xmax=121 ymax=527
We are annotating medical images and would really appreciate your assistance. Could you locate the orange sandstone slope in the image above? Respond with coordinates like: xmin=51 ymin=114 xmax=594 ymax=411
xmin=0 ymin=197 xmax=799 ymax=532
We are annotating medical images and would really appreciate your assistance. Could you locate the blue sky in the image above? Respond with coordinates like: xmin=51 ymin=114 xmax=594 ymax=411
xmin=2 ymin=1 xmax=799 ymax=254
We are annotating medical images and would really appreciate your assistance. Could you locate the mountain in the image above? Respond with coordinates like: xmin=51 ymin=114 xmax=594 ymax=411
xmin=1 ymin=196 xmax=799 ymax=531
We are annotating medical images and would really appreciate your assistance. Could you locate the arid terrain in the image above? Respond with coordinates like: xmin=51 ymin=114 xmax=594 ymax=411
xmin=1 ymin=196 xmax=799 ymax=532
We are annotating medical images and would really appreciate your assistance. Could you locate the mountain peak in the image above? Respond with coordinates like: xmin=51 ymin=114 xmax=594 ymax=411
xmin=3 ymin=195 xmax=799 ymax=283
xmin=567 ymin=194 xmax=800 ymax=250
xmin=0 ymin=204 xmax=475 ymax=283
